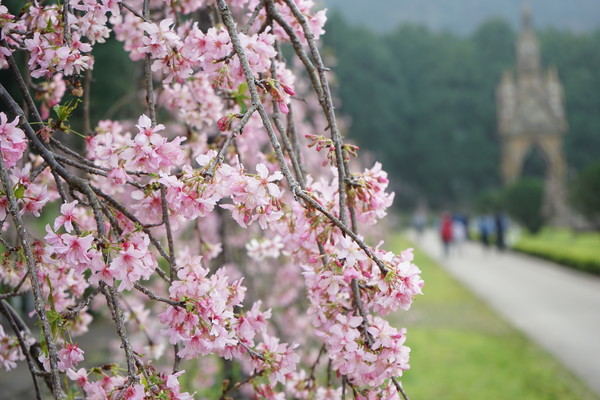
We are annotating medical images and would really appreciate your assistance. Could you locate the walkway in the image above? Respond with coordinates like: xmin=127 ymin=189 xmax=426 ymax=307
xmin=411 ymin=230 xmax=600 ymax=395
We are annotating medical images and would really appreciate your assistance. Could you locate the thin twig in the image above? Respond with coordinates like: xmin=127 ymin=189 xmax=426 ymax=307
xmin=392 ymin=377 xmax=410 ymax=400
xmin=0 ymin=149 xmax=65 ymax=399
xmin=219 ymin=371 xmax=262 ymax=400
xmin=216 ymin=0 xmax=389 ymax=276
xmin=0 ymin=300 xmax=43 ymax=400
xmin=281 ymin=0 xmax=349 ymax=226
xmin=242 ymin=0 xmax=264 ymax=34
xmin=10 ymin=269 xmax=31 ymax=294
xmin=61 ymin=286 xmax=102 ymax=319
xmin=50 ymin=137 xmax=149 ymax=177
xmin=0 ymin=289 xmax=30 ymax=300
xmin=203 ymin=105 xmax=258 ymax=179
xmin=101 ymin=283 xmax=139 ymax=383
xmin=62 ymin=0 xmax=71 ymax=46
xmin=351 ymin=278 xmax=374 ymax=347
xmin=265 ymin=2 xmax=324 ymax=106
xmin=268 ymin=54 xmax=305 ymax=186
xmin=308 ymin=344 xmax=326 ymax=384
xmin=118 ymin=1 xmax=152 ymax=23
xmin=143 ymin=0 xmax=157 ymax=125
xmin=133 ymin=282 xmax=183 ymax=307
xmin=82 ymin=68 xmax=92 ymax=135
xmin=160 ymin=184 xmax=177 ymax=281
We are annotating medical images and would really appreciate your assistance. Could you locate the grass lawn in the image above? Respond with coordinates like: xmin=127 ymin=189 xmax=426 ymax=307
xmin=387 ymin=234 xmax=599 ymax=400
xmin=513 ymin=228 xmax=600 ymax=275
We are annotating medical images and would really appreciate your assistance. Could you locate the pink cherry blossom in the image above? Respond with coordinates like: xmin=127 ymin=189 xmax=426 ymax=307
xmin=54 ymin=200 xmax=79 ymax=232
xmin=0 ymin=113 xmax=27 ymax=169
xmin=57 ymin=343 xmax=85 ymax=371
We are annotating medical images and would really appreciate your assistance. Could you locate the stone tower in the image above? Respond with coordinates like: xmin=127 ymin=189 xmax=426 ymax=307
xmin=497 ymin=4 xmax=569 ymax=224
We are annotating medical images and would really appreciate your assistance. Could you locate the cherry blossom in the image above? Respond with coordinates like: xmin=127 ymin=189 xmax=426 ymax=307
xmin=0 ymin=113 xmax=27 ymax=169
xmin=0 ymin=0 xmax=423 ymax=398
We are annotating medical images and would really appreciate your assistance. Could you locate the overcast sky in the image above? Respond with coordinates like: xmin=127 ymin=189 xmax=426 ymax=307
xmin=320 ymin=0 xmax=600 ymax=34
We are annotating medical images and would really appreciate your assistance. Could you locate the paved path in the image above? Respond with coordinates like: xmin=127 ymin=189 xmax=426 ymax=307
xmin=411 ymin=229 xmax=600 ymax=395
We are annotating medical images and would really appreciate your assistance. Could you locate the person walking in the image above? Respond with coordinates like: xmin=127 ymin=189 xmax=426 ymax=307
xmin=452 ymin=214 xmax=467 ymax=255
xmin=440 ymin=212 xmax=453 ymax=256
xmin=478 ymin=214 xmax=493 ymax=250
xmin=495 ymin=212 xmax=508 ymax=251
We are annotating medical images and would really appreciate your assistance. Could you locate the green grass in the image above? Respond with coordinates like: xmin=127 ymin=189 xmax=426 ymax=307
xmin=513 ymin=228 xmax=600 ymax=275
xmin=387 ymin=234 xmax=599 ymax=400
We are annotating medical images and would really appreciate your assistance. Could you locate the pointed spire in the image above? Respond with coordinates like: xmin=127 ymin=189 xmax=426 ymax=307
xmin=522 ymin=3 xmax=532 ymax=30
xmin=516 ymin=2 xmax=540 ymax=77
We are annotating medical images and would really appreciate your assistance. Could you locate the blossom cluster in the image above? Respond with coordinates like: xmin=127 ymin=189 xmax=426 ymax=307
xmin=159 ymin=255 xmax=299 ymax=387
xmin=0 ymin=325 xmax=26 ymax=371
xmin=0 ymin=0 xmax=423 ymax=398
xmin=67 ymin=365 xmax=193 ymax=400
xmin=0 ymin=113 xmax=27 ymax=169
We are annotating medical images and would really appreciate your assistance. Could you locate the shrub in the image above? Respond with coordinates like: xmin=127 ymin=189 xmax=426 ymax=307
xmin=570 ymin=161 xmax=600 ymax=229
xmin=502 ymin=177 xmax=546 ymax=233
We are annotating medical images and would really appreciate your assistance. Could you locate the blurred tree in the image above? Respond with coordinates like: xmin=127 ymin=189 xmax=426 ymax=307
xmin=323 ymin=15 xmax=600 ymax=210
xmin=89 ymin=39 xmax=140 ymax=124
xmin=540 ymin=29 xmax=600 ymax=173
xmin=503 ymin=177 xmax=546 ymax=233
xmin=570 ymin=161 xmax=600 ymax=229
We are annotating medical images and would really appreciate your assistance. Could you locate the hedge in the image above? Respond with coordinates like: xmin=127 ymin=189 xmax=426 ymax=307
xmin=512 ymin=229 xmax=600 ymax=275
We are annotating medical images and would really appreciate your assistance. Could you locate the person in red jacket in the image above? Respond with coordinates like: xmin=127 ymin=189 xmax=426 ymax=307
xmin=440 ymin=212 xmax=453 ymax=256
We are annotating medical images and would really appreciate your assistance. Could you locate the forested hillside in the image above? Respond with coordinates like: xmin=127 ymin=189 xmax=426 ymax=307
xmin=323 ymin=14 xmax=600 ymax=208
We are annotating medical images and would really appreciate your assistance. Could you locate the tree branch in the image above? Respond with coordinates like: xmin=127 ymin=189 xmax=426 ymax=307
xmin=0 ymin=149 xmax=65 ymax=399
xmin=100 ymin=283 xmax=138 ymax=383
xmin=0 ymin=300 xmax=44 ymax=400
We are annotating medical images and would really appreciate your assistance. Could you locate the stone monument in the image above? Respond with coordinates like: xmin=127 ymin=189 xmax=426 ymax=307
xmin=496 ymin=5 xmax=569 ymax=224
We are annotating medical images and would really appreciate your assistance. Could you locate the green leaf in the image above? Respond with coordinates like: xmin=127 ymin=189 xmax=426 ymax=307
xmin=53 ymin=99 xmax=81 ymax=127
xmin=46 ymin=309 xmax=62 ymax=339
xmin=232 ymin=82 xmax=250 ymax=113
xmin=13 ymin=184 xmax=25 ymax=199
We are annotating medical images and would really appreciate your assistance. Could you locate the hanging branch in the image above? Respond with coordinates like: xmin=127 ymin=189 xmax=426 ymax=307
xmin=0 ymin=149 xmax=65 ymax=400
xmin=133 ymin=282 xmax=183 ymax=308
xmin=242 ymin=0 xmax=265 ymax=34
xmin=204 ymin=104 xmax=258 ymax=179
xmin=216 ymin=0 xmax=389 ymax=277
xmin=100 ymin=283 xmax=139 ymax=384
xmin=285 ymin=103 xmax=307 ymax=187
xmin=392 ymin=377 xmax=410 ymax=400
xmin=143 ymin=0 xmax=157 ymax=125
xmin=268 ymin=52 xmax=305 ymax=186
xmin=264 ymin=2 xmax=324 ymax=105
xmin=0 ymin=300 xmax=44 ymax=400
xmin=280 ymin=0 xmax=349 ymax=225
xmin=82 ymin=68 xmax=92 ymax=135
xmin=62 ymin=0 xmax=71 ymax=46
xmin=217 ymin=2 xmax=410 ymax=397
xmin=60 ymin=286 xmax=102 ymax=320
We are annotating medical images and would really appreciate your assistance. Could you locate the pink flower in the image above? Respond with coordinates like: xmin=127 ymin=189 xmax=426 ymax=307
xmin=109 ymin=235 xmax=155 ymax=291
xmin=0 ymin=113 xmax=27 ymax=169
xmin=54 ymin=200 xmax=78 ymax=232
xmin=20 ymin=185 xmax=49 ymax=216
xmin=122 ymin=383 xmax=146 ymax=400
xmin=277 ymin=100 xmax=289 ymax=114
xmin=54 ymin=233 xmax=94 ymax=267
xmin=108 ymin=166 xmax=129 ymax=184
xmin=217 ymin=113 xmax=235 ymax=132
xmin=57 ymin=343 xmax=84 ymax=370
xmin=66 ymin=367 xmax=88 ymax=386
xmin=135 ymin=114 xmax=165 ymax=137
xmin=280 ymin=82 xmax=295 ymax=96
xmin=337 ymin=235 xmax=369 ymax=268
